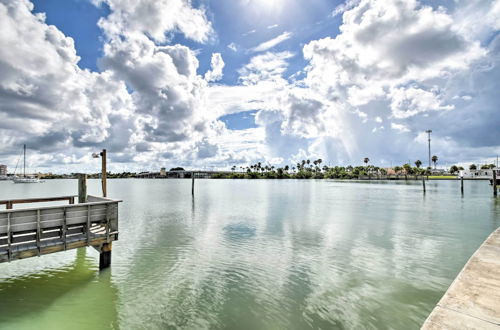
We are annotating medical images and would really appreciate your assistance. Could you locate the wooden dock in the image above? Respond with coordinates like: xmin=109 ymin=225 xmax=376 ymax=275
xmin=0 ymin=195 xmax=121 ymax=269
xmin=422 ymin=227 xmax=500 ymax=329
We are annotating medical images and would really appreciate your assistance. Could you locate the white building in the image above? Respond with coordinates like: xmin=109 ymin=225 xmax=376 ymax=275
xmin=459 ymin=168 xmax=497 ymax=178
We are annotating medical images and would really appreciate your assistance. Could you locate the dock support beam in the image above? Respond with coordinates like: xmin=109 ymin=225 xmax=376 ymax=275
xmin=422 ymin=176 xmax=426 ymax=194
xmin=99 ymin=242 xmax=112 ymax=270
xmin=461 ymin=176 xmax=464 ymax=195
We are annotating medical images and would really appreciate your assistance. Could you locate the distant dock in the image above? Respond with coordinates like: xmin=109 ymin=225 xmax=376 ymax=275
xmin=422 ymin=227 xmax=500 ymax=329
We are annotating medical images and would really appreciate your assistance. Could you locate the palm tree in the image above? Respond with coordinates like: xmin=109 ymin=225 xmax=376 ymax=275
xmin=449 ymin=165 xmax=459 ymax=174
xmin=469 ymin=164 xmax=477 ymax=170
xmin=415 ymin=160 xmax=422 ymax=168
xmin=364 ymin=157 xmax=369 ymax=165
xmin=431 ymin=155 xmax=438 ymax=169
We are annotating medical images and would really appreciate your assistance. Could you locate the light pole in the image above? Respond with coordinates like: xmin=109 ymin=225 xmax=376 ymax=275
xmin=92 ymin=149 xmax=107 ymax=197
xmin=426 ymin=130 xmax=432 ymax=169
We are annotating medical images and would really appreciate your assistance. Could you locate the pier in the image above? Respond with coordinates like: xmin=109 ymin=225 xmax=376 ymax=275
xmin=0 ymin=195 xmax=121 ymax=269
xmin=422 ymin=227 xmax=500 ymax=329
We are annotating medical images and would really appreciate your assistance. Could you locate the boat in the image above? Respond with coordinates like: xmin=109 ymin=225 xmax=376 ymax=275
xmin=0 ymin=175 xmax=9 ymax=181
xmin=12 ymin=176 xmax=44 ymax=183
xmin=12 ymin=145 xmax=43 ymax=183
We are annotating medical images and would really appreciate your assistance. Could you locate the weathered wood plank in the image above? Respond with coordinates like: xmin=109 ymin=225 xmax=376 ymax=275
xmin=422 ymin=227 xmax=500 ymax=329
xmin=0 ymin=233 xmax=118 ymax=263
xmin=0 ymin=196 xmax=77 ymax=207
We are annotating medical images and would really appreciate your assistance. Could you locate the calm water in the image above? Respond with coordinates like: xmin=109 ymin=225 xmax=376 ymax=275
xmin=0 ymin=179 xmax=499 ymax=330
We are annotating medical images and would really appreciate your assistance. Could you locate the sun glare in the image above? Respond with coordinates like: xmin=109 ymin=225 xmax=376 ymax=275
xmin=247 ymin=0 xmax=286 ymax=12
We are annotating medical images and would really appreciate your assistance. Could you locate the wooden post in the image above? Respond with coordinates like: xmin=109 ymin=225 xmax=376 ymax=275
xmin=494 ymin=170 xmax=498 ymax=197
xmin=461 ymin=176 xmax=464 ymax=195
xmin=422 ymin=176 xmax=426 ymax=193
xmin=192 ymin=172 xmax=195 ymax=196
xmin=101 ymin=149 xmax=107 ymax=198
xmin=78 ymin=174 xmax=87 ymax=203
xmin=99 ymin=242 xmax=112 ymax=270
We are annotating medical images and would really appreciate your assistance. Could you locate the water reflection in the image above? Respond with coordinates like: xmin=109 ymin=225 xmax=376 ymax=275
xmin=0 ymin=179 xmax=498 ymax=329
xmin=0 ymin=248 xmax=118 ymax=330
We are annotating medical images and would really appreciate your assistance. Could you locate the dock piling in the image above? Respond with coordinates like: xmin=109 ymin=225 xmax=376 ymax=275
xmin=192 ymin=172 xmax=195 ymax=196
xmin=422 ymin=176 xmax=426 ymax=193
xmin=494 ymin=170 xmax=498 ymax=197
xmin=101 ymin=149 xmax=107 ymax=198
xmin=461 ymin=176 xmax=464 ymax=195
xmin=99 ymin=242 xmax=112 ymax=270
xmin=78 ymin=174 xmax=87 ymax=203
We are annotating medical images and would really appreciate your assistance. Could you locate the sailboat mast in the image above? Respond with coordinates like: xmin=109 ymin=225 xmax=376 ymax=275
xmin=23 ymin=144 xmax=26 ymax=177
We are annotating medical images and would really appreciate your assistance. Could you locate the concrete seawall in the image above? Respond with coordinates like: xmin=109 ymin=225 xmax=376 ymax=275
xmin=422 ymin=227 xmax=500 ymax=329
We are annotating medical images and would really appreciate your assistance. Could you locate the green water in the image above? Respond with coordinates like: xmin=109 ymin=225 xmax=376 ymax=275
xmin=0 ymin=179 xmax=498 ymax=329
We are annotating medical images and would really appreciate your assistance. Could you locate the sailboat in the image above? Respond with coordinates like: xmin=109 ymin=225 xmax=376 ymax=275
xmin=12 ymin=145 xmax=44 ymax=183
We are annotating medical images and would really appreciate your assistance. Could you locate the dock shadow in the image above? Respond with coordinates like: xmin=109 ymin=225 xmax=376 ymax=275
xmin=0 ymin=248 xmax=119 ymax=329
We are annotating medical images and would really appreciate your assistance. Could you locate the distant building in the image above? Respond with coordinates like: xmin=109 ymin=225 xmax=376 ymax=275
xmin=0 ymin=164 xmax=6 ymax=176
xmin=160 ymin=167 xmax=166 ymax=176
xmin=459 ymin=168 xmax=497 ymax=178
xmin=430 ymin=168 xmax=446 ymax=175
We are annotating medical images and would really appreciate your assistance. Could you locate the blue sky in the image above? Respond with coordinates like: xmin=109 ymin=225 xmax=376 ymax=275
xmin=0 ymin=0 xmax=499 ymax=172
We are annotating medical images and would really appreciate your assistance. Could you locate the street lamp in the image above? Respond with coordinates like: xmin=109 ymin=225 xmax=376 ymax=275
xmin=92 ymin=149 xmax=107 ymax=197
xmin=425 ymin=130 xmax=432 ymax=169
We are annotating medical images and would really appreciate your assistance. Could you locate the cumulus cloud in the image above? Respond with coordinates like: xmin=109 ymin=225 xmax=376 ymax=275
xmin=0 ymin=0 xmax=133 ymax=156
xmin=96 ymin=0 xmax=214 ymax=43
xmin=0 ymin=0 xmax=230 ymax=171
xmin=238 ymin=51 xmax=294 ymax=85
xmin=389 ymin=87 xmax=454 ymax=119
xmin=1 ymin=0 xmax=499 ymax=172
xmin=204 ymin=53 xmax=225 ymax=82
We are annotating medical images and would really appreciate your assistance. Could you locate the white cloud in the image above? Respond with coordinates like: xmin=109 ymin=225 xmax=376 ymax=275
xmin=251 ymin=32 xmax=292 ymax=52
xmin=227 ymin=42 xmax=238 ymax=52
xmin=390 ymin=122 xmax=410 ymax=133
xmin=96 ymin=0 xmax=214 ymax=43
xmin=0 ymin=0 xmax=133 ymax=155
xmin=242 ymin=29 xmax=256 ymax=36
xmin=204 ymin=53 xmax=225 ymax=82
xmin=1 ymin=0 xmax=500 ymax=172
xmin=238 ymin=51 xmax=294 ymax=85
xmin=267 ymin=24 xmax=279 ymax=29
xmin=332 ymin=0 xmax=360 ymax=17
xmin=389 ymin=87 xmax=454 ymax=119
xmin=304 ymin=0 xmax=485 ymax=104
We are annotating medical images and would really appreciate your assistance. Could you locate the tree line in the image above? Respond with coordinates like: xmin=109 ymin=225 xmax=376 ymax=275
xmin=214 ymin=157 xmax=497 ymax=179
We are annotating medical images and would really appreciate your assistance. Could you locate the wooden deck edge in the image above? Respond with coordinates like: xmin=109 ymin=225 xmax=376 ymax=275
xmin=0 ymin=234 xmax=118 ymax=263
xmin=421 ymin=227 xmax=500 ymax=329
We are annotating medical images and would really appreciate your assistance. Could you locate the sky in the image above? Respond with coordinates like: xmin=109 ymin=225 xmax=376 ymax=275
xmin=0 ymin=0 xmax=499 ymax=173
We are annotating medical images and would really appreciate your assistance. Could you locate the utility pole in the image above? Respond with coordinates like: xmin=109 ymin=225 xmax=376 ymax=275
xmin=426 ymin=130 xmax=432 ymax=169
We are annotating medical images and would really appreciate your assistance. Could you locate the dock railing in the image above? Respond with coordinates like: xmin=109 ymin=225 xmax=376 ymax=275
xmin=0 ymin=195 xmax=121 ymax=268
xmin=0 ymin=195 xmax=76 ymax=209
